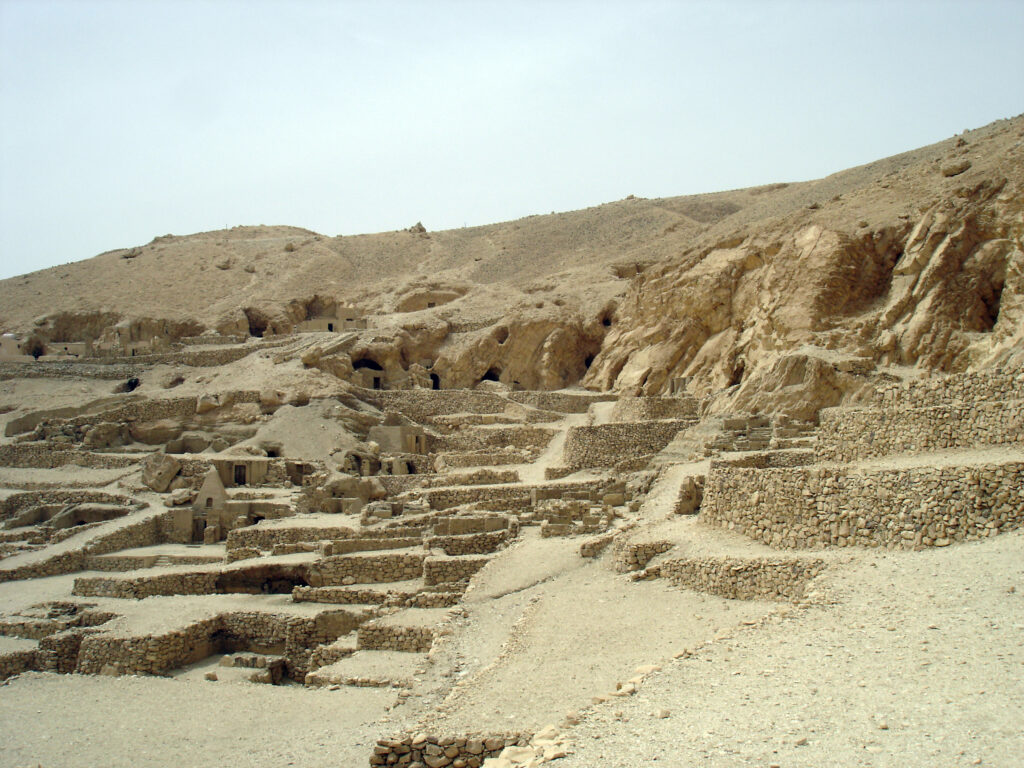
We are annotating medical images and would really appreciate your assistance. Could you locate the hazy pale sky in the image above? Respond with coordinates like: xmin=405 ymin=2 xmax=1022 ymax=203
xmin=1 ymin=0 xmax=1022 ymax=280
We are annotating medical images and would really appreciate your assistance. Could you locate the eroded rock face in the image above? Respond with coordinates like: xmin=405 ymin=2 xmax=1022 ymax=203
xmin=584 ymin=173 xmax=1024 ymax=417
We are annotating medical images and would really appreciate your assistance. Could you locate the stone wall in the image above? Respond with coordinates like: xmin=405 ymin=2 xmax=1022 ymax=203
xmin=425 ymin=530 xmax=510 ymax=556
xmin=364 ymin=390 xmax=511 ymax=422
xmin=562 ymin=420 xmax=693 ymax=470
xmin=369 ymin=733 xmax=532 ymax=767
xmin=74 ymin=608 xmax=360 ymax=679
xmin=701 ymin=460 xmax=1024 ymax=549
xmin=0 ymin=644 xmax=38 ymax=681
xmin=508 ymin=390 xmax=617 ymax=413
xmin=74 ymin=571 xmax=219 ymax=599
xmin=357 ymin=621 xmax=433 ymax=653
xmin=0 ymin=509 xmax=174 ymax=582
xmin=434 ymin=450 xmax=524 ymax=468
xmin=0 ymin=490 xmax=135 ymax=521
xmin=659 ymin=556 xmax=826 ymax=601
xmin=293 ymin=585 xmax=462 ymax=609
xmin=423 ymin=555 xmax=490 ymax=586
xmin=431 ymin=426 xmax=556 ymax=453
xmin=226 ymin=525 xmax=357 ymax=552
xmin=818 ymin=400 xmax=1024 ymax=462
xmin=609 ymin=396 xmax=698 ymax=422
xmin=868 ymin=367 xmax=1023 ymax=410
xmin=312 ymin=552 xmax=427 ymax=585
xmin=612 ymin=540 xmax=673 ymax=572
xmin=421 ymin=468 xmax=519 ymax=488
xmin=0 ymin=444 xmax=140 ymax=469
xmin=322 ymin=537 xmax=423 ymax=556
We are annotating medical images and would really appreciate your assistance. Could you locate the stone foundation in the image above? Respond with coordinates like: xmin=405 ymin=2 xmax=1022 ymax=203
xmin=701 ymin=460 xmax=1024 ymax=549
xmin=562 ymin=420 xmax=693 ymax=470
xmin=660 ymin=556 xmax=827 ymax=601
xmin=369 ymin=733 xmax=533 ymax=767
xmin=423 ymin=555 xmax=490 ymax=586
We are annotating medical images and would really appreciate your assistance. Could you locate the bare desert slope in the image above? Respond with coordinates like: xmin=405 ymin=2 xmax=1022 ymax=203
xmin=2 ymin=114 xmax=1022 ymax=414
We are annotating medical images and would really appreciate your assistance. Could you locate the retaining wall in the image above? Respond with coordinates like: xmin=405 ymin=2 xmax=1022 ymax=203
xmin=562 ymin=420 xmax=693 ymax=469
xmin=701 ymin=460 xmax=1024 ymax=549
xmin=660 ymin=557 xmax=827 ymax=601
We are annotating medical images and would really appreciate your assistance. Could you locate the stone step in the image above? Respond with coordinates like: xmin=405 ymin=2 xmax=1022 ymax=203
xmin=356 ymin=607 xmax=451 ymax=653
xmin=304 ymin=649 xmax=427 ymax=688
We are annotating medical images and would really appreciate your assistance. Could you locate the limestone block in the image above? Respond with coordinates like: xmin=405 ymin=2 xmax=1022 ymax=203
xmin=142 ymin=453 xmax=182 ymax=492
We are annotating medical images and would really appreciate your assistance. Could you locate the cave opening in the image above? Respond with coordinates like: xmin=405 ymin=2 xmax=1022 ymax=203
xmin=480 ymin=367 xmax=502 ymax=383
xmin=243 ymin=309 xmax=268 ymax=338
xmin=729 ymin=360 xmax=745 ymax=387
xmin=352 ymin=357 xmax=384 ymax=371
xmin=584 ymin=354 xmax=595 ymax=369
xmin=214 ymin=566 xmax=309 ymax=595
xmin=430 ymin=372 xmax=441 ymax=390
xmin=494 ymin=326 xmax=509 ymax=344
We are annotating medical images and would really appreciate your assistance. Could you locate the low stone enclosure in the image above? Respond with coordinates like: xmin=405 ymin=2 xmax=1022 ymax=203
xmin=701 ymin=460 xmax=1024 ymax=549
xmin=2 ymin=357 xmax=1024 ymax=768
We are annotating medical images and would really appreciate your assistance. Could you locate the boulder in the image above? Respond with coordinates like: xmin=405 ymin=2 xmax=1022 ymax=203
xmin=83 ymin=422 xmax=128 ymax=449
xmin=130 ymin=419 xmax=183 ymax=445
xmin=165 ymin=487 xmax=194 ymax=507
xmin=142 ymin=453 xmax=182 ymax=492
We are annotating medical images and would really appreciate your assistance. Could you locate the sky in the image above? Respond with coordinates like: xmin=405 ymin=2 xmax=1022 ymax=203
xmin=0 ymin=0 xmax=1022 ymax=280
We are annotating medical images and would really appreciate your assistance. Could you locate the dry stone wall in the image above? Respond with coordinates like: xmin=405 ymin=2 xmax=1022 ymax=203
xmin=0 ymin=444 xmax=139 ymax=469
xmin=358 ymin=621 xmax=433 ymax=653
xmin=702 ymin=461 xmax=1024 ymax=549
xmin=818 ymin=400 xmax=1024 ymax=462
xmin=423 ymin=555 xmax=490 ymax=585
xmin=609 ymin=396 xmax=698 ymax=422
xmin=659 ymin=556 xmax=826 ymax=601
xmin=369 ymin=733 xmax=532 ymax=767
xmin=612 ymin=540 xmax=673 ymax=572
xmin=562 ymin=420 xmax=693 ymax=470
xmin=425 ymin=530 xmax=510 ymax=555
xmin=312 ymin=552 xmax=427 ymax=585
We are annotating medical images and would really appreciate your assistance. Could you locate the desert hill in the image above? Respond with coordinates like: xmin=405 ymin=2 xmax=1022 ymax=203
xmin=2 ymin=114 xmax=1022 ymax=412
xmin=0 ymin=115 xmax=1023 ymax=768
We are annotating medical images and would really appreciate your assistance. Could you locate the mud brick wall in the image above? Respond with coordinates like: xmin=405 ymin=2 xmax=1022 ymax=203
xmin=357 ymin=622 xmax=434 ymax=653
xmin=609 ymin=396 xmax=698 ymax=422
xmin=370 ymin=733 xmax=533 ymax=767
xmin=423 ymin=555 xmax=489 ymax=586
xmin=701 ymin=461 xmax=1024 ymax=549
xmin=562 ymin=420 xmax=692 ymax=470
xmin=659 ymin=557 xmax=827 ymax=601
xmin=312 ymin=552 xmax=427 ymax=585
xmin=818 ymin=400 xmax=1024 ymax=462
xmin=425 ymin=530 xmax=510 ymax=555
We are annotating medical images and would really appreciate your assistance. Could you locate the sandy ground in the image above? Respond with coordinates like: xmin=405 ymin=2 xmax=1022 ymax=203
xmin=557 ymin=530 xmax=1024 ymax=768
xmin=0 ymin=672 xmax=395 ymax=768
